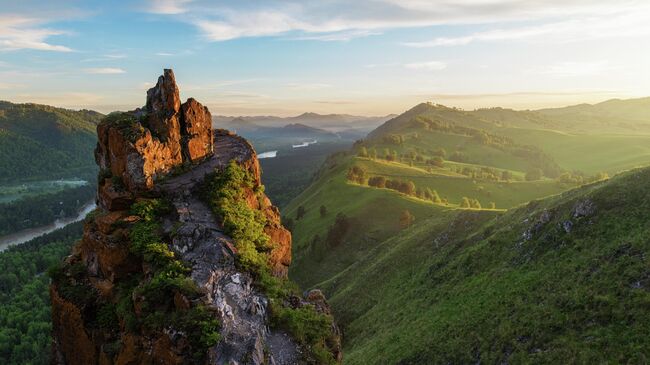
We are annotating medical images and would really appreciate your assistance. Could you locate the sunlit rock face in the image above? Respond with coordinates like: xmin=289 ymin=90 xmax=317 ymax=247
xmin=50 ymin=69 xmax=341 ymax=365
xmin=94 ymin=69 xmax=213 ymax=209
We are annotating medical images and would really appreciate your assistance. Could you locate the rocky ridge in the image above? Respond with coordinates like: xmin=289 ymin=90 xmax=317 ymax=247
xmin=50 ymin=69 xmax=340 ymax=364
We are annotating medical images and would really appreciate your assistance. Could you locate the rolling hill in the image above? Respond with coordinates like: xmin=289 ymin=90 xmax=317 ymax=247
xmin=0 ymin=101 xmax=103 ymax=182
xmin=285 ymin=99 xmax=650 ymax=363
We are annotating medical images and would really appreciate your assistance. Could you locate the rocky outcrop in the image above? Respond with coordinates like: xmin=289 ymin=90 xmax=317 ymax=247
xmin=94 ymin=69 xmax=213 ymax=205
xmin=51 ymin=69 xmax=339 ymax=365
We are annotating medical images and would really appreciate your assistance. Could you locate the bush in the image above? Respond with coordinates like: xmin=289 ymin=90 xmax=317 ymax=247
xmin=368 ymin=176 xmax=386 ymax=188
xmin=347 ymin=166 xmax=367 ymax=184
xmin=525 ymin=168 xmax=544 ymax=181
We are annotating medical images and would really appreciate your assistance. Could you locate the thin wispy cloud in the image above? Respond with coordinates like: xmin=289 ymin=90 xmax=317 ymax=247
xmin=145 ymin=0 xmax=648 ymax=43
xmin=404 ymin=61 xmax=447 ymax=71
xmin=291 ymin=30 xmax=382 ymax=42
xmin=285 ymin=83 xmax=332 ymax=91
xmin=533 ymin=61 xmax=616 ymax=77
xmin=148 ymin=0 xmax=193 ymax=15
xmin=81 ymin=54 xmax=128 ymax=62
xmin=0 ymin=16 xmax=72 ymax=52
xmin=155 ymin=52 xmax=174 ymax=56
xmin=84 ymin=68 xmax=126 ymax=74
xmin=403 ymin=4 xmax=650 ymax=47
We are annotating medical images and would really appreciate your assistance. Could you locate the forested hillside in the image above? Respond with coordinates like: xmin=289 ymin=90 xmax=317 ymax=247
xmin=0 ymin=101 xmax=102 ymax=182
xmin=0 ymin=222 xmax=83 ymax=364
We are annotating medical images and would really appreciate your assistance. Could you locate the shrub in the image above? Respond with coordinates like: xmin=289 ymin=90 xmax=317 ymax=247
xmin=347 ymin=166 xmax=367 ymax=184
xmin=368 ymin=176 xmax=386 ymax=188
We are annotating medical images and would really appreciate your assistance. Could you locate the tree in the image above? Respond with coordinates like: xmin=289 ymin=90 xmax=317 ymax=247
xmin=319 ymin=205 xmax=327 ymax=218
xmin=399 ymin=210 xmax=415 ymax=229
xmin=296 ymin=206 xmax=306 ymax=220
xmin=399 ymin=181 xmax=416 ymax=196
xmin=430 ymin=189 xmax=442 ymax=203
xmin=501 ymin=170 xmax=512 ymax=181
xmin=430 ymin=156 xmax=444 ymax=168
xmin=460 ymin=197 xmax=471 ymax=208
xmin=433 ymin=148 xmax=447 ymax=158
xmin=525 ymin=168 xmax=544 ymax=181
xmin=370 ymin=148 xmax=377 ymax=159
xmin=347 ymin=166 xmax=367 ymax=184
xmin=358 ymin=146 xmax=368 ymax=158
xmin=283 ymin=217 xmax=295 ymax=231
xmin=326 ymin=213 xmax=350 ymax=247
xmin=489 ymin=202 xmax=496 ymax=209
xmin=471 ymin=199 xmax=482 ymax=209
xmin=368 ymin=176 xmax=386 ymax=188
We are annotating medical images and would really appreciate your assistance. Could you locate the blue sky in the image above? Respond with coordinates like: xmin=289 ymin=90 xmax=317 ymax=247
xmin=0 ymin=0 xmax=649 ymax=116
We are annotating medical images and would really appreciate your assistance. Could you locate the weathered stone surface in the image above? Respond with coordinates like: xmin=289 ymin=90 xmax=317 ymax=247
xmin=50 ymin=286 xmax=97 ymax=365
xmin=52 ymin=69 xmax=339 ymax=365
xmin=94 ymin=69 xmax=214 ymax=209
xmin=181 ymin=97 xmax=213 ymax=162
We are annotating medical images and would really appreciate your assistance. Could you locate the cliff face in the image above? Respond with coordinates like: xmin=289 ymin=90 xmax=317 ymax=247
xmin=50 ymin=69 xmax=340 ymax=365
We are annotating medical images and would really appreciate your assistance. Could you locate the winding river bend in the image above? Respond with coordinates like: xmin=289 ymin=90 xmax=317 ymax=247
xmin=0 ymin=200 xmax=96 ymax=252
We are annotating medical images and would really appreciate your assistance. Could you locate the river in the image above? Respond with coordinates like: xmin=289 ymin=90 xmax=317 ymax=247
xmin=0 ymin=200 xmax=96 ymax=252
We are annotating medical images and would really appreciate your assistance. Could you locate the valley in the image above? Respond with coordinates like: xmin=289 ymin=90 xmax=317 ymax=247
xmin=1 ymin=96 xmax=649 ymax=364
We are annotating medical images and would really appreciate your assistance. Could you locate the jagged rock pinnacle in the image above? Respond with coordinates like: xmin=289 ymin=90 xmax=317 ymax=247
xmin=94 ymin=69 xmax=213 ymax=209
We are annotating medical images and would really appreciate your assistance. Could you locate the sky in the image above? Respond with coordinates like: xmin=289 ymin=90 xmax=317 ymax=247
xmin=0 ymin=0 xmax=649 ymax=117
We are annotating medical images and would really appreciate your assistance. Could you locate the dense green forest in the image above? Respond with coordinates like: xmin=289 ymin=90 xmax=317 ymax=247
xmin=0 ymin=101 xmax=101 ymax=183
xmin=0 ymin=222 xmax=83 ymax=364
xmin=0 ymin=184 xmax=95 ymax=236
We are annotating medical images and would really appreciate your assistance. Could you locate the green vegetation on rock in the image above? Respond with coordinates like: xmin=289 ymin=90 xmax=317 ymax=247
xmin=203 ymin=160 xmax=338 ymax=364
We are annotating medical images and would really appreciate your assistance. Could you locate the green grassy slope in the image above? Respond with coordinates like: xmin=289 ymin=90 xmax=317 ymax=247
xmin=295 ymin=166 xmax=650 ymax=364
xmin=285 ymin=153 xmax=449 ymax=286
xmin=0 ymin=101 xmax=102 ymax=182
xmin=498 ymin=128 xmax=650 ymax=174
xmin=286 ymin=99 xmax=650 ymax=364
xmin=536 ymin=97 xmax=650 ymax=134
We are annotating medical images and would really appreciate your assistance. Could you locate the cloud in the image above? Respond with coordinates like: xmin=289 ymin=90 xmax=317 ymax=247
xmin=285 ymin=83 xmax=332 ymax=91
xmin=148 ymin=0 xmax=193 ymax=15
xmin=156 ymin=52 xmax=174 ymax=56
xmin=532 ymin=61 xmax=616 ymax=77
xmin=144 ymin=0 xmax=649 ymax=43
xmin=0 ymin=82 xmax=24 ymax=90
xmin=291 ymin=30 xmax=382 ymax=42
xmin=84 ymin=68 xmax=126 ymax=74
xmin=81 ymin=54 xmax=128 ymax=62
xmin=403 ymin=3 xmax=650 ymax=47
xmin=404 ymin=61 xmax=447 ymax=71
xmin=0 ymin=15 xmax=73 ymax=52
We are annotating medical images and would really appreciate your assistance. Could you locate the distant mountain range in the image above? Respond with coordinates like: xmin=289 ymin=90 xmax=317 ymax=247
xmin=0 ymin=101 xmax=103 ymax=182
xmin=214 ymin=112 xmax=395 ymax=135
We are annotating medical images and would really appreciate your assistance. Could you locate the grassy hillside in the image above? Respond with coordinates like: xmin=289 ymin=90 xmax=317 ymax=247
xmin=536 ymin=97 xmax=650 ymax=134
xmin=0 ymin=101 xmax=102 ymax=182
xmin=286 ymin=99 xmax=650 ymax=364
xmin=317 ymin=167 xmax=650 ymax=363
